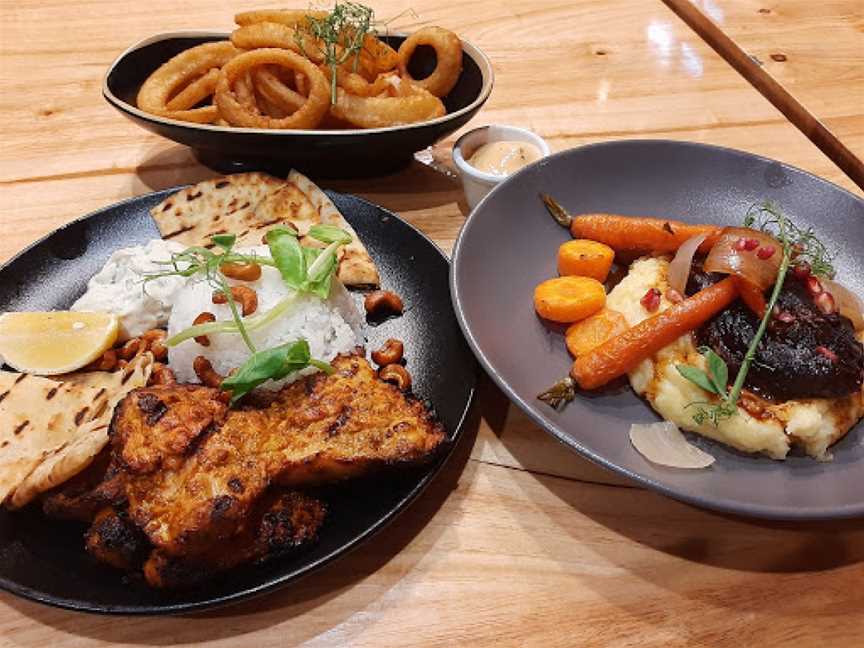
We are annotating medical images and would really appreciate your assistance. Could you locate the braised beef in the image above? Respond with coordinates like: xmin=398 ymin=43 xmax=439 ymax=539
xmin=686 ymin=263 xmax=864 ymax=401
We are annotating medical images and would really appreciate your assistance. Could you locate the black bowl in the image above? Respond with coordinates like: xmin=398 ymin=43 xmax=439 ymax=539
xmin=103 ymin=31 xmax=493 ymax=177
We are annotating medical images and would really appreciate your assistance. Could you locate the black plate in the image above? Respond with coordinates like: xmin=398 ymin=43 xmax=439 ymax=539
xmin=452 ymin=139 xmax=864 ymax=520
xmin=0 ymin=190 xmax=475 ymax=614
xmin=104 ymin=32 xmax=493 ymax=177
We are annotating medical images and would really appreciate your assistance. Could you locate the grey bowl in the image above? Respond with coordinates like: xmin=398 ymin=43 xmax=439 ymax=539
xmin=451 ymin=139 xmax=864 ymax=520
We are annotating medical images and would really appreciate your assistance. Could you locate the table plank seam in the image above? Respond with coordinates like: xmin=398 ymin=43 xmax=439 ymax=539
xmin=0 ymin=161 xmax=200 ymax=186
xmin=469 ymin=456 xmax=639 ymax=490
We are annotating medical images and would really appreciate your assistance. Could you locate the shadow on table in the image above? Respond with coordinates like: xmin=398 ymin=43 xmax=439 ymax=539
xmin=130 ymin=143 xmax=470 ymax=217
xmin=4 ymin=396 xmax=481 ymax=646
xmin=484 ymin=378 xmax=864 ymax=580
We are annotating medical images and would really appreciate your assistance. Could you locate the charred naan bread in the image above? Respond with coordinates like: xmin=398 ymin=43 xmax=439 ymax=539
xmin=150 ymin=172 xmax=285 ymax=245
xmin=149 ymin=171 xmax=380 ymax=286
xmin=1 ymin=353 xmax=153 ymax=508
xmin=250 ymin=170 xmax=380 ymax=286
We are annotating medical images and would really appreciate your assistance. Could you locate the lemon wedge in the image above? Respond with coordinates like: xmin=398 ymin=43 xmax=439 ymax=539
xmin=0 ymin=311 xmax=119 ymax=375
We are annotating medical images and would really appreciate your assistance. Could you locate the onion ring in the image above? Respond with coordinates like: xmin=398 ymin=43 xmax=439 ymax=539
xmin=397 ymin=26 xmax=462 ymax=97
xmin=165 ymin=68 xmax=220 ymax=111
xmin=137 ymin=41 xmax=240 ymax=123
xmin=295 ymin=71 xmax=310 ymax=97
xmin=330 ymin=84 xmax=446 ymax=128
xmin=215 ymin=48 xmax=329 ymax=129
xmin=321 ymin=66 xmax=399 ymax=98
xmin=361 ymin=35 xmax=400 ymax=75
xmin=234 ymin=9 xmax=328 ymax=27
xmin=230 ymin=22 xmax=324 ymax=62
xmin=253 ymin=67 xmax=306 ymax=113
xmin=233 ymin=71 xmax=257 ymax=108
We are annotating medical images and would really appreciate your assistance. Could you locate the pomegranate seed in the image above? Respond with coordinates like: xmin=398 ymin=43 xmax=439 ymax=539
xmin=641 ymin=288 xmax=661 ymax=312
xmin=665 ymin=288 xmax=684 ymax=303
xmin=734 ymin=237 xmax=748 ymax=251
xmin=756 ymin=245 xmax=775 ymax=259
xmin=814 ymin=291 xmax=836 ymax=315
xmin=792 ymin=263 xmax=811 ymax=280
xmin=743 ymin=238 xmax=760 ymax=251
xmin=805 ymin=276 xmax=823 ymax=295
xmin=816 ymin=346 xmax=838 ymax=363
xmin=775 ymin=311 xmax=795 ymax=324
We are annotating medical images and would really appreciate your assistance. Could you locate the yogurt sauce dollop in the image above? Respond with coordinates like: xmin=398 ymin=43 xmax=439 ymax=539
xmin=467 ymin=140 xmax=543 ymax=177
xmin=72 ymin=239 xmax=189 ymax=340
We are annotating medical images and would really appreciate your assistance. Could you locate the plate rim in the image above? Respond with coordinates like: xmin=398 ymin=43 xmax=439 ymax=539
xmin=0 ymin=187 xmax=476 ymax=615
xmin=102 ymin=30 xmax=494 ymax=136
xmin=450 ymin=138 xmax=864 ymax=521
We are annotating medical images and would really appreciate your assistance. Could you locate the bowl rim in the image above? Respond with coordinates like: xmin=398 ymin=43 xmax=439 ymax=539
xmin=103 ymin=30 xmax=494 ymax=136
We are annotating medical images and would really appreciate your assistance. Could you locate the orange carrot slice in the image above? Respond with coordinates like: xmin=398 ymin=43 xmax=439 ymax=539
xmin=557 ymin=239 xmax=615 ymax=282
xmin=534 ymin=276 xmax=606 ymax=323
xmin=565 ymin=308 xmax=628 ymax=358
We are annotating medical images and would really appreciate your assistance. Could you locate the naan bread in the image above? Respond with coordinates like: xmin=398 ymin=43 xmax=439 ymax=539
xmin=150 ymin=172 xmax=286 ymax=246
xmin=150 ymin=171 xmax=380 ymax=286
xmin=1 ymin=353 xmax=153 ymax=508
xmin=283 ymin=170 xmax=379 ymax=287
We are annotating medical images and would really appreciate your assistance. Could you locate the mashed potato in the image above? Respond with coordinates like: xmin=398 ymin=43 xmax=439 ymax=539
xmin=607 ymin=257 xmax=864 ymax=460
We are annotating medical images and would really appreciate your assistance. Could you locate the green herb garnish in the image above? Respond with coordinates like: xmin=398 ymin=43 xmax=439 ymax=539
xmin=221 ymin=339 xmax=332 ymax=403
xmin=677 ymin=204 xmax=802 ymax=425
xmin=150 ymin=224 xmax=352 ymax=360
xmin=744 ymin=201 xmax=835 ymax=278
xmin=295 ymin=2 xmax=375 ymax=104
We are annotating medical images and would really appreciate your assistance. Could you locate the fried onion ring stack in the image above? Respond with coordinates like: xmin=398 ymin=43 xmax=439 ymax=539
xmin=134 ymin=9 xmax=463 ymax=130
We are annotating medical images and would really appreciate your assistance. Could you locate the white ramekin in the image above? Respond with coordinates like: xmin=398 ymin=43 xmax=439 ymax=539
xmin=452 ymin=125 xmax=551 ymax=210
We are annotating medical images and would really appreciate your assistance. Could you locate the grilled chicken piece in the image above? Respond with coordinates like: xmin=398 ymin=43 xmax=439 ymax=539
xmin=111 ymin=353 xmax=445 ymax=557
xmin=85 ymin=507 xmax=150 ymax=570
xmin=142 ymin=490 xmax=325 ymax=588
xmin=111 ymin=384 xmax=228 ymax=473
xmin=42 ymin=449 xmax=126 ymax=522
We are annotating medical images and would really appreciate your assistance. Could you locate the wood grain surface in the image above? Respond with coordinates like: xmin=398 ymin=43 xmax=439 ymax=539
xmin=1 ymin=1 xmax=863 ymax=647
xmin=663 ymin=0 xmax=864 ymax=189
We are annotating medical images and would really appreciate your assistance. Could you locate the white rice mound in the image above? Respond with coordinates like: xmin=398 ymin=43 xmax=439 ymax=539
xmin=168 ymin=246 xmax=362 ymax=389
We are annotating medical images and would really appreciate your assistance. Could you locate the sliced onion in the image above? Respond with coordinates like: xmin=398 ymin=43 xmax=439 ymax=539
xmin=668 ymin=233 xmax=708 ymax=294
xmin=629 ymin=421 xmax=716 ymax=469
xmin=824 ymin=279 xmax=864 ymax=331
xmin=703 ymin=227 xmax=781 ymax=290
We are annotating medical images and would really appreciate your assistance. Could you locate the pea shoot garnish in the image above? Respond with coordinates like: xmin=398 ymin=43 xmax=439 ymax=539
xmin=296 ymin=2 xmax=375 ymax=104
xmin=145 ymin=224 xmax=353 ymax=401
xmin=676 ymin=202 xmax=829 ymax=425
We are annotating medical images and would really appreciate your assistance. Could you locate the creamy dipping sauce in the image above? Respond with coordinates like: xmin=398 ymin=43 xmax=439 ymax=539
xmin=72 ymin=239 xmax=189 ymax=340
xmin=468 ymin=140 xmax=542 ymax=176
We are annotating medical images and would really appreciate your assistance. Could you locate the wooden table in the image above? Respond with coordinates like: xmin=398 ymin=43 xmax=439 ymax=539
xmin=2 ymin=1 xmax=863 ymax=646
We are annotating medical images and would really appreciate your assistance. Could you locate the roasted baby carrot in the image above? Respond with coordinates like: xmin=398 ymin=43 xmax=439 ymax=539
xmin=732 ymin=276 xmax=767 ymax=317
xmin=541 ymin=194 xmax=721 ymax=253
xmin=571 ymin=277 xmax=738 ymax=389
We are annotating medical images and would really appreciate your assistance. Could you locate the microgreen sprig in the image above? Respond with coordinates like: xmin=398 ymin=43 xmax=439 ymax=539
xmin=296 ymin=2 xmax=376 ymax=104
xmin=150 ymin=225 xmax=352 ymax=350
xmin=744 ymin=201 xmax=835 ymax=278
xmin=676 ymin=205 xmax=797 ymax=425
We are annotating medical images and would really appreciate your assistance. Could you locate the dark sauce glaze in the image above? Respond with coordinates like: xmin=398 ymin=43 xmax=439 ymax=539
xmin=686 ymin=261 xmax=864 ymax=401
